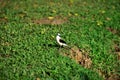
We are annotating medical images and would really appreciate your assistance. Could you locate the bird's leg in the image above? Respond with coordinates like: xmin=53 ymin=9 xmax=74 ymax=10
xmin=59 ymin=45 xmax=63 ymax=50
xmin=58 ymin=46 xmax=61 ymax=51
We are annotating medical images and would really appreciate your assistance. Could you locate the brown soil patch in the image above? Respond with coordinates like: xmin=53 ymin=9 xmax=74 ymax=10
xmin=114 ymin=44 xmax=120 ymax=52
xmin=107 ymin=74 xmax=120 ymax=80
xmin=96 ymin=69 xmax=120 ymax=80
xmin=106 ymin=27 xmax=120 ymax=36
xmin=0 ymin=54 xmax=11 ymax=58
xmin=0 ymin=0 xmax=10 ymax=9
xmin=0 ymin=17 xmax=8 ymax=23
xmin=60 ymin=46 xmax=92 ymax=68
xmin=114 ymin=43 xmax=120 ymax=60
xmin=32 ymin=16 xmax=68 ymax=25
xmin=106 ymin=27 xmax=117 ymax=34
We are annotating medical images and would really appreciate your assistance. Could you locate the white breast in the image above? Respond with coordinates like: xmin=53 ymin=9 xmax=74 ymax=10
xmin=56 ymin=36 xmax=62 ymax=45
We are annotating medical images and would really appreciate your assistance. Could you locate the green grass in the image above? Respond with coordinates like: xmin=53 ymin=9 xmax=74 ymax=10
xmin=0 ymin=0 xmax=120 ymax=80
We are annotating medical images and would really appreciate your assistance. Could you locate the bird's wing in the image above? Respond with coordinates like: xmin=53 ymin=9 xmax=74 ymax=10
xmin=59 ymin=39 xmax=66 ymax=44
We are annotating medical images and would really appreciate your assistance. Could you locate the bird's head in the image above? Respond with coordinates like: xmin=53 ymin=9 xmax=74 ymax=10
xmin=57 ymin=33 xmax=60 ymax=36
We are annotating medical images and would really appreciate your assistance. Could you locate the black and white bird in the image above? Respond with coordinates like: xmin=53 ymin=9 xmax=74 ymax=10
xmin=56 ymin=33 xmax=68 ymax=47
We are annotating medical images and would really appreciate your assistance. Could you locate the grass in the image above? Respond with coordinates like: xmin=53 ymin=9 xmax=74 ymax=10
xmin=0 ymin=0 xmax=120 ymax=80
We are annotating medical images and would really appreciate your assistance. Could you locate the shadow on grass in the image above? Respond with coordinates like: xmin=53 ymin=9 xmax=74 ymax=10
xmin=43 ymin=44 xmax=60 ymax=48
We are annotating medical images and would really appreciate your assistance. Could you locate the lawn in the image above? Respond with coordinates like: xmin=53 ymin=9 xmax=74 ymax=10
xmin=0 ymin=0 xmax=120 ymax=80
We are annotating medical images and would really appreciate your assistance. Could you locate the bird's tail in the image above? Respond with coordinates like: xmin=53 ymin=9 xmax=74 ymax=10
xmin=63 ymin=44 xmax=68 ymax=46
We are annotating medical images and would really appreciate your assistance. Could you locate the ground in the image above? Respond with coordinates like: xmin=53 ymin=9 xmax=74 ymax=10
xmin=0 ymin=0 xmax=120 ymax=80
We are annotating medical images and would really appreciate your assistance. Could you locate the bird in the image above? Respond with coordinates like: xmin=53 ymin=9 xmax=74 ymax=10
xmin=56 ymin=33 xmax=68 ymax=47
